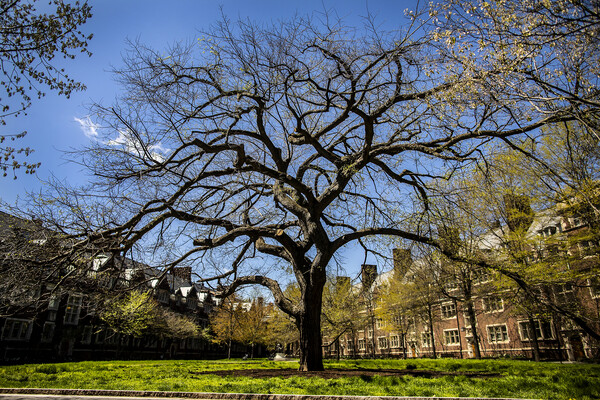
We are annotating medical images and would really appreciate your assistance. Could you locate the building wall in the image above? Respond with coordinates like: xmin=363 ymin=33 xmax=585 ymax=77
xmin=326 ymin=289 xmax=599 ymax=360
xmin=0 ymin=270 xmax=226 ymax=364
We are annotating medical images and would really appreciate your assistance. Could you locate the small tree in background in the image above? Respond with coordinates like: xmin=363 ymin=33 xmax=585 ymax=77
xmin=322 ymin=276 xmax=363 ymax=358
xmin=100 ymin=290 xmax=199 ymax=342
xmin=209 ymin=295 xmax=244 ymax=359
xmin=100 ymin=291 xmax=159 ymax=338
xmin=236 ymin=298 xmax=273 ymax=358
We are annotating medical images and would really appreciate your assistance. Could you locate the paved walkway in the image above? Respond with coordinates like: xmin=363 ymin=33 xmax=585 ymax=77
xmin=0 ymin=388 xmax=534 ymax=400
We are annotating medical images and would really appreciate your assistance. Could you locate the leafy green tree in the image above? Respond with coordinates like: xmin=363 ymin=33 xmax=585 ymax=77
xmin=265 ymin=307 xmax=298 ymax=354
xmin=264 ymin=285 xmax=300 ymax=354
xmin=208 ymin=295 xmax=244 ymax=359
xmin=236 ymin=298 xmax=272 ymax=358
xmin=0 ymin=0 xmax=92 ymax=177
xmin=377 ymin=251 xmax=444 ymax=359
xmin=100 ymin=291 xmax=160 ymax=338
xmin=100 ymin=290 xmax=198 ymax=340
xmin=157 ymin=306 xmax=199 ymax=339
xmin=322 ymin=276 xmax=363 ymax=358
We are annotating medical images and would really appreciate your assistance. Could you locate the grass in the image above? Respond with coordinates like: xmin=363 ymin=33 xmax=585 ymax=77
xmin=0 ymin=358 xmax=599 ymax=400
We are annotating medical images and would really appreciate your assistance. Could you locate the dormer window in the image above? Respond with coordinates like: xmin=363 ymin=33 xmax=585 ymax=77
xmin=157 ymin=290 xmax=169 ymax=304
xmin=570 ymin=217 xmax=584 ymax=228
xmin=542 ymin=226 xmax=557 ymax=237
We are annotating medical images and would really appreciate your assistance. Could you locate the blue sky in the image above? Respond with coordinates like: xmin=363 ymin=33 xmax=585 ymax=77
xmin=1 ymin=0 xmax=417 ymax=278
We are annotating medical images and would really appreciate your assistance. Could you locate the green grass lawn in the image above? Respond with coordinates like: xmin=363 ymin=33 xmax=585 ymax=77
xmin=0 ymin=358 xmax=599 ymax=400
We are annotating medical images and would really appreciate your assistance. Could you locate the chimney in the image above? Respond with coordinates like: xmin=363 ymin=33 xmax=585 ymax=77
xmin=361 ymin=264 xmax=377 ymax=291
xmin=438 ymin=226 xmax=461 ymax=256
xmin=504 ymin=194 xmax=534 ymax=233
xmin=393 ymin=248 xmax=412 ymax=278
xmin=335 ymin=276 xmax=351 ymax=289
xmin=172 ymin=266 xmax=192 ymax=283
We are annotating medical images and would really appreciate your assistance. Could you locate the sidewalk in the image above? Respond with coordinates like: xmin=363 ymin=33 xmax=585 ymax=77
xmin=0 ymin=388 xmax=535 ymax=400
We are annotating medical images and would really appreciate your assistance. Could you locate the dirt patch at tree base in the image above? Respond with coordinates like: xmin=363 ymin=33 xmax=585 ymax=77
xmin=193 ymin=368 xmax=500 ymax=379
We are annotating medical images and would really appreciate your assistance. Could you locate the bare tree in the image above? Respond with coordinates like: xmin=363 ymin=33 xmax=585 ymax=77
xmin=20 ymin=5 xmax=597 ymax=370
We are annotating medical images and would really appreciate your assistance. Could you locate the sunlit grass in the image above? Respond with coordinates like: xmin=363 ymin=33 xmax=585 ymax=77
xmin=0 ymin=358 xmax=598 ymax=400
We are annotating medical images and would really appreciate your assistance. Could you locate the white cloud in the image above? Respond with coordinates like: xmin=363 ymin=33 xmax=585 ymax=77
xmin=74 ymin=116 xmax=100 ymax=139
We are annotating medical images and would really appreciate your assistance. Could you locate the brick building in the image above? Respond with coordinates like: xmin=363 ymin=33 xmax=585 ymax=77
xmin=324 ymin=206 xmax=600 ymax=361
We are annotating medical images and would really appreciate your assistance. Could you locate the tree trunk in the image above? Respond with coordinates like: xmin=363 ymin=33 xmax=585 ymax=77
xmin=529 ymin=316 xmax=541 ymax=362
xmin=297 ymin=286 xmax=325 ymax=371
xmin=427 ymin=305 xmax=437 ymax=359
xmin=454 ymin=299 xmax=463 ymax=359
xmin=466 ymin=301 xmax=482 ymax=359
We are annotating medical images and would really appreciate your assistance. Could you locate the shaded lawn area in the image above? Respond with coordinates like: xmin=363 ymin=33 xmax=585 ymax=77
xmin=1 ymin=358 xmax=599 ymax=400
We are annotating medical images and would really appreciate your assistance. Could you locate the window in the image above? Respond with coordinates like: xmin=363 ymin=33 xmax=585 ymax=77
xmin=358 ymin=339 xmax=366 ymax=350
xmin=487 ymin=325 xmax=509 ymax=344
xmin=187 ymin=297 xmax=197 ymax=310
xmin=518 ymin=320 xmax=554 ymax=341
xmin=376 ymin=319 xmax=386 ymax=329
xmin=444 ymin=329 xmax=460 ymax=345
xmin=47 ymin=310 xmax=57 ymax=322
xmin=570 ymin=217 xmax=584 ymax=228
xmin=378 ymin=337 xmax=388 ymax=349
xmin=157 ymin=290 xmax=170 ymax=304
xmin=2 ymin=319 xmax=32 ymax=341
xmin=473 ymin=269 xmax=491 ymax=284
xmin=80 ymin=325 xmax=93 ymax=344
xmin=444 ymin=280 xmax=459 ymax=291
xmin=390 ymin=335 xmax=400 ymax=348
xmin=64 ymin=294 xmax=83 ymax=325
xmin=422 ymin=332 xmax=432 ymax=347
xmin=590 ymin=278 xmax=600 ymax=299
xmin=94 ymin=330 xmax=105 ymax=344
xmin=463 ymin=312 xmax=474 ymax=327
xmin=482 ymin=296 xmax=504 ymax=313
xmin=556 ymin=283 xmax=574 ymax=295
xmin=347 ymin=340 xmax=355 ymax=351
xmin=441 ymin=302 xmax=456 ymax=319
xmin=41 ymin=322 xmax=55 ymax=343
xmin=48 ymin=294 xmax=60 ymax=310
xmin=105 ymin=330 xmax=119 ymax=345
xmin=367 ymin=328 xmax=373 ymax=338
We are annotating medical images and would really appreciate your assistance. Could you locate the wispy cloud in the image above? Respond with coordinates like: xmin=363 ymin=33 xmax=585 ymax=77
xmin=107 ymin=129 xmax=170 ymax=162
xmin=74 ymin=116 xmax=100 ymax=139
xmin=75 ymin=116 xmax=170 ymax=162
